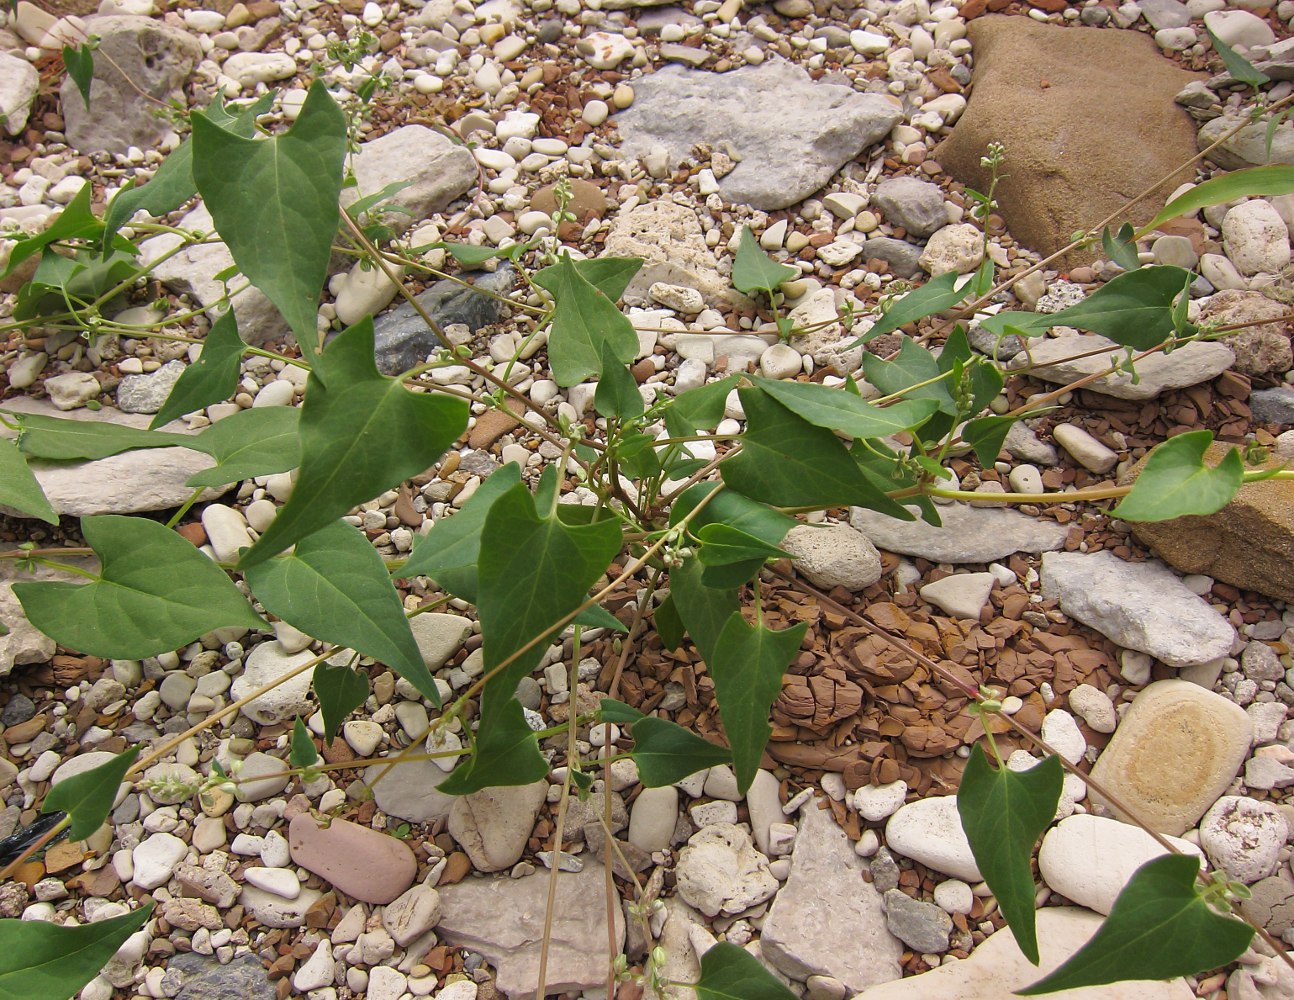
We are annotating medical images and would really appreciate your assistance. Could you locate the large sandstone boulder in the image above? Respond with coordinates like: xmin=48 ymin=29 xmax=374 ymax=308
xmin=937 ymin=16 xmax=1203 ymax=265
xmin=1123 ymin=441 xmax=1294 ymax=603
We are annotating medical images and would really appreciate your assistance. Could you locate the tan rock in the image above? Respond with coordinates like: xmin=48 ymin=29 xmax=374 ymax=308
xmin=288 ymin=814 xmax=417 ymax=904
xmin=850 ymin=907 xmax=1193 ymax=1000
xmin=936 ymin=16 xmax=1203 ymax=266
xmin=436 ymin=864 xmax=625 ymax=1000
xmin=1124 ymin=442 xmax=1294 ymax=603
xmin=447 ymin=781 xmax=546 ymax=873
xmin=1089 ymin=680 xmax=1252 ymax=837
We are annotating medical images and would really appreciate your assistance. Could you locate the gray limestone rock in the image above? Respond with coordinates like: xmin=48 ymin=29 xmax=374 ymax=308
xmin=601 ymin=200 xmax=736 ymax=310
xmin=883 ymin=889 xmax=953 ymax=953
xmin=364 ymin=757 xmax=455 ymax=824
xmin=858 ymin=237 xmax=924 ymax=279
xmin=436 ymin=864 xmax=625 ymax=1000
xmin=1041 ymin=551 xmax=1235 ymax=668
xmin=447 ymin=781 xmax=545 ymax=873
xmin=61 ymin=16 xmax=201 ymax=155
xmin=761 ymin=803 xmax=902 ymax=992
xmin=370 ymin=264 xmax=515 ymax=375
xmin=1009 ymin=333 xmax=1234 ymax=400
xmin=116 ymin=360 xmax=186 ymax=415
xmin=849 ymin=502 xmax=1068 ymax=563
xmin=1252 ymin=386 xmax=1294 ymax=425
xmin=345 ymin=125 xmax=478 ymax=238
xmin=871 ymin=177 xmax=948 ymax=239
xmin=615 ymin=58 xmax=901 ymax=211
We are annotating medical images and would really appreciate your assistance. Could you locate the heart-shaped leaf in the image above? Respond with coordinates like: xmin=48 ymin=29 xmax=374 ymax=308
xmin=709 ymin=612 xmax=807 ymax=795
xmin=1019 ymin=854 xmax=1253 ymax=994
xmin=629 ymin=716 xmax=733 ymax=787
xmin=14 ymin=515 xmax=264 ymax=659
xmin=533 ymin=252 xmax=640 ymax=387
xmin=42 ymin=745 xmax=140 ymax=840
xmin=150 ymin=310 xmax=248 ymax=430
xmin=312 ymin=661 xmax=369 ymax=744
xmin=732 ymin=225 xmax=797 ymax=297
xmin=694 ymin=941 xmax=797 ymax=1000
xmin=0 ymin=902 xmax=153 ymax=1000
xmin=0 ymin=438 xmax=57 ymax=524
xmin=244 ymin=519 xmax=436 ymax=703
xmin=237 ymin=318 xmax=467 ymax=569
xmin=1111 ymin=431 xmax=1244 ymax=522
xmin=192 ymin=80 xmax=346 ymax=369
xmin=957 ymin=746 xmax=1063 ymax=965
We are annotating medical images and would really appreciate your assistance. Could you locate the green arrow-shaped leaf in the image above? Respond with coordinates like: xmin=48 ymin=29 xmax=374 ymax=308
xmin=237 ymin=318 xmax=468 ymax=569
xmin=185 ymin=405 xmax=301 ymax=488
xmin=192 ymin=80 xmax=346 ymax=370
xmin=594 ymin=341 xmax=645 ymax=419
xmin=103 ymin=92 xmax=274 ymax=252
xmin=710 ymin=612 xmax=807 ymax=795
xmin=398 ymin=463 xmax=523 ymax=601
xmin=861 ymin=336 xmax=955 ymax=415
xmin=439 ymin=481 xmax=621 ymax=795
xmin=695 ymin=523 xmax=791 ymax=588
xmin=2 ymin=182 xmax=102 ymax=279
xmin=666 ymin=557 xmax=739 ymax=666
xmin=446 ymin=696 xmax=548 ymax=795
xmin=532 ymin=252 xmax=639 ymax=386
xmin=732 ymin=225 xmax=797 ymax=297
xmin=721 ymin=387 xmax=913 ymax=517
xmin=756 ymin=378 xmax=940 ymax=439
xmin=312 ymin=661 xmax=369 ymax=744
xmin=0 ymin=438 xmax=57 ymax=524
xmin=961 ymin=414 xmax=1020 ymax=468
xmin=629 ymin=716 xmax=733 ymax=787
xmin=851 ymin=270 xmax=965 ymax=345
xmin=0 ymin=902 xmax=153 ymax=1000
xmin=1138 ymin=164 xmax=1294 ymax=238
xmin=14 ymin=515 xmax=264 ymax=659
xmin=11 ymin=412 xmax=188 ymax=461
xmin=670 ymin=483 xmax=795 ymax=548
xmin=150 ymin=311 xmax=249 ymax=430
xmin=667 ymin=373 xmax=743 ymax=435
xmin=957 ymin=746 xmax=1062 ymax=965
xmin=694 ymin=942 xmax=797 ymax=1000
xmin=43 ymin=745 xmax=140 ymax=840
xmin=1019 ymin=854 xmax=1253 ymax=994
xmin=291 ymin=716 xmax=320 ymax=771
xmin=1111 ymin=431 xmax=1244 ymax=522
xmin=244 ymin=519 xmax=436 ymax=703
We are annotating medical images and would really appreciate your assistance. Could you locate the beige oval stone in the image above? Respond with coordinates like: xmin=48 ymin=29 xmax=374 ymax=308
xmin=1088 ymin=679 xmax=1252 ymax=836
xmin=288 ymin=813 xmax=417 ymax=904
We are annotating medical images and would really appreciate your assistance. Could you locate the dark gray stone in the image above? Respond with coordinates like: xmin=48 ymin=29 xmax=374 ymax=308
xmin=871 ymin=177 xmax=948 ymax=238
xmin=1 ymin=694 xmax=35 ymax=726
xmin=858 ymin=237 xmax=924 ymax=279
xmin=370 ymin=264 xmax=516 ymax=375
xmin=1253 ymin=387 xmax=1294 ymax=426
xmin=172 ymin=953 xmax=274 ymax=1000
xmin=883 ymin=888 xmax=953 ymax=953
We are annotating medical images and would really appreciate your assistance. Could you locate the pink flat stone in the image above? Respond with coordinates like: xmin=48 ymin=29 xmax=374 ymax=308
xmin=288 ymin=813 xmax=417 ymax=904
